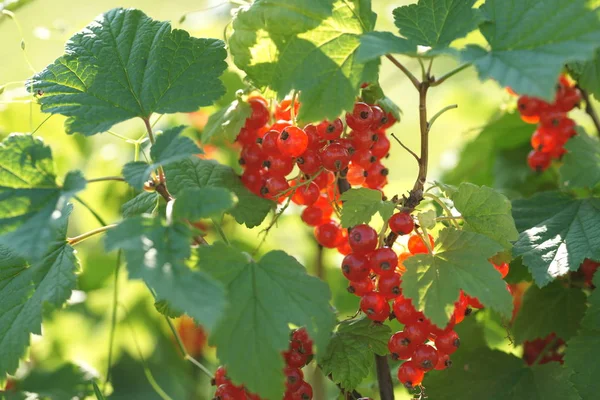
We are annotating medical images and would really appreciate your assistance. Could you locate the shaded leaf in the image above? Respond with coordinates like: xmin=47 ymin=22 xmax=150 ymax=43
xmin=560 ymin=130 xmax=600 ymax=189
xmin=202 ymin=99 xmax=252 ymax=143
xmin=172 ymin=187 xmax=237 ymax=221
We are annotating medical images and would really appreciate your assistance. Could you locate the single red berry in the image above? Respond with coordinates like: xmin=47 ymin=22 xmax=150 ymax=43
xmin=412 ymin=344 xmax=439 ymax=371
xmin=351 ymin=148 xmax=377 ymax=169
xmin=370 ymin=105 xmax=388 ymax=130
xmin=381 ymin=111 xmax=396 ymax=129
xmin=435 ymin=330 xmax=460 ymax=355
xmin=214 ymin=383 xmax=246 ymax=400
xmin=530 ymin=127 xmax=559 ymax=153
xmin=397 ymin=360 xmax=425 ymax=389
xmin=314 ymin=193 xmax=334 ymax=219
xmin=349 ymin=130 xmax=377 ymax=150
xmin=275 ymin=99 xmax=300 ymax=121
xmin=214 ymin=366 xmax=228 ymax=386
xmin=278 ymin=126 xmax=309 ymax=158
xmin=434 ymin=353 xmax=452 ymax=371
xmin=237 ymin=127 xmax=257 ymax=146
xmin=264 ymin=154 xmax=294 ymax=177
xmin=301 ymin=206 xmax=324 ymax=226
xmin=388 ymin=212 xmax=414 ymax=235
xmin=320 ymin=143 xmax=351 ymax=172
xmin=370 ymin=247 xmax=399 ymax=277
xmin=403 ymin=323 xmax=428 ymax=345
xmin=392 ymin=296 xmax=421 ymax=325
xmin=346 ymin=102 xmax=374 ymax=131
xmin=493 ymin=262 xmax=510 ymax=278
xmin=291 ymin=182 xmax=320 ymax=206
xmin=303 ymin=124 xmax=325 ymax=150
xmin=517 ymin=96 xmax=548 ymax=120
xmin=346 ymin=165 xmax=366 ymax=186
xmin=388 ymin=331 xmax=415 ymax=360
xmin=240 ymin=143 xmax=264 ymax=168
xmin=466 ymin=294 xmax=484 ymax=309
xmin=360 ymin=292 xmax=390 ymax=322
xmin=314 ymin=221 xmax=343 ymax=248
xmin=296 ymin=150 xmax=321 ymax=175
xmin=291 ymin=381 xmax=313 ymax=400
xmin=317 ymin=118 xmax=344 ymax=140
xmin=341 ymin=253 xmax=371 ymax=281
xmin=284 ymin=349 xmax=308 ymax=368
xmin=284 ymin=367 xmax=304 ymax=392
xmin=241 ymin=168 xmax=264 ymax=195
xmin=260 ymin=130 xmax=280 ymax=155
xmin=527 ymin=149 xmax=551 ymax=171
xmin=270 ymin=120 xmax=292 ymax=133
xmin=371 ymin=132 xmax=390 ymax=159
xmin=245 ymin=96 xmax=270 ymax=130
xmin=364 ymin=161 xmax=388 ymax=189
xmin=407 ymin=234 xmax=434 ymax=255
xmin=311 ymin=170 xmax=335 ymax=191
xmin=347 ymin=277 xmax=374 ymax=296
xmin=337 ymin=138 xmax=356 ymax=156
xmin=348 ymin=224 xmax=378 ymax=254
xmin=291 ymin=328 xmax=313 ymax=354
xmin=263 ymin=175 xmax=290 ymax=198
xmin=378 ymin=273 xmax=402 ymax=299
xmin=581 ymin=259 xmax=600 ymax=283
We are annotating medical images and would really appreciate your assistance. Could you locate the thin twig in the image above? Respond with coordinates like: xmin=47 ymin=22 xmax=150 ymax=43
xmin=428 ymin=104 xmax=458 ymax=131
xmin=67 ymin=224 xmax=117 ymax=246
xmin=430 ymin=63 xmax=471 ymax=87
xmin=390 ymin=133 xmax=420 ymax=163
xmin=87 ymin=176 xmax=126 ymax=184
xmin=74 ymin=196 xmax=108 ymax=227
xmin=386 ymin=54 xmax=420 ymax=90
xmin=312 ymin=244 xmax=326 ymax=400
xmin=103 ymin=250 xmax=122 ymax=393
xmin=164 ymin=316 xmax=214 ymax=379
xmin=578 ymin=87 xmax=600 ymax=136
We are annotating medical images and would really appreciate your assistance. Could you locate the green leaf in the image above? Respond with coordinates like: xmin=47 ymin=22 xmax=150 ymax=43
xmin=504 ymin=257 xmax=533 ymax=284
xmin=582 ymin=273 xmax=600 ymax=330
xmin=320 ymin=316 xmax=391 ymax=391
xmin=402 ymin=228 xmax=512 ymax=327
xmin=229 ymin=0 xmax=379 ymax=122
xmin=123 ymin=126 xmax=201 ymax=190
xmin=121 ymin=191 xmax=159 ymax=218
xmin=0 ymin=217 xmax=78 ymax=378
xmin=172 ymin=187 xmax=237 ymax=221
xmin=427 ymin=348 xmax=580 ymax=400
xmin=565 ymin=330 xmax=600 ymax=400
xmin=92 ymin=381 xmax=106 ymax=400
xmin=569 ymin=49 xmax=600 ymax=99
xmin=339 ymin=188 xmax=394 ymax=228
xmin=154 ymin=299 xmax=183 ymax=319
xmin=0 ymin=134 xmax=85 ymax=261
xmin=104 ymin=216 xmax=226 ymax=331
xmin=451 ymin=183 xmax=519 ymax=251
xmin=560 ymin=130 xmax=600 ymax=189
xmin=198 ymin=243 xmax=335 ymax=399
xmin=356 ymin=31 xmax=417 ymax=62
xmin=202 ymin=99 xmax=252 ymax=144
xmin=512 ymin=281 xmax=586 ymax=344
xmin=417 ymin=210 xmax=437 ymax=230
xmin=164 ymin=158 xmax=273 ymax=228
xmin=393 ymin=0 xmax=482 ymax=50
xmin=462 ymin=0 xmax=600 ymax=99
xmin=512 ymin=192 xmax=600 ymax=287
xmin=19 ymin=364 xmax=93 ymax=399
xmin=28 ymin=8 xmax=227 ymax=136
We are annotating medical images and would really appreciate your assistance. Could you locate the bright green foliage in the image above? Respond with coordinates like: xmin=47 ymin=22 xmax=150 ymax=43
xmin=123 ymin=126 xmax=201 ymax=190
xmin=172 ymin=187 xmax=237 ymax=221
xmin=320 ymin=316 xmax=391 ymax=391
xmin=402 ymin=228 xmax=512 ymax=327
xmin=512 ymin=281 xmax=587 ymax=344
xmin=356 ymin=31 xmax=417 ymax=62
xmin=0 ymin=134 xmax=85 ymax=261
xmin=198 ymin=243 xmax=335 ymax=400
xmin=393 ymin=0 xmax=482 ymax=49
xmin=569 ymin=49 xmax=600 ymax=99
xmin=0 ymin=217 xmax=78 ymax=378
xmin=228 ymin=0 xmax=378 ymax=122
xmin=560 ymin=131 xmax=600 ymax=189
xmin=427 ymin=348 xmax=580 ymax=400
xmin=28 ymin=8 xmax=227 ymax=136
xmin=202 ymin=99 xmax=252 ymax=143
xmin=451 ymin=183 xmax=519 ymax=251
xmin=164 ymin=158 xmax=273 ymax=228
xmin=463 ymin=0 xmax=600 ymax=99
xmin=417 ymin=209 xmax=437 ymax=230
xmin=154 ymin=299 xmax=183 ymax=319
xmin=339 ymin=188 xmax=395 ymax=228
xmin=104 ymin=216 xmax=226 ymax=331
xmin=19 ymin=364 xmax=93 ymax=399
xmin=513 ymin=192 xmax=600 ymax=287
xmin=121 ymin=191 xmax=159 ymax=218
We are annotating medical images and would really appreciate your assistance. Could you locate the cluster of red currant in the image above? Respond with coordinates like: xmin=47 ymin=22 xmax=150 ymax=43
xmin=579 ymin=258 xmax=600 ymax=287
xmin=340 ymin=213 xmax=511 ymax=389
xmin=236 ymin=96 xmax=396 ymax=251
xmin=515 ymin=75 xmax=581 ymax=171
xmin=212 ymin=328 xmax=314 ymax=400
xmin=523 ymin=333 xmax=565 ymax=366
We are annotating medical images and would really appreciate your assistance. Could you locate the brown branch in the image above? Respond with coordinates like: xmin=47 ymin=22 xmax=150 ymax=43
xmin=579 ymin=87 xmax=600 ymax=136
xmin=375 ymin=355 xmax=395 ymax=400
xmin=386 ymin=54 xmax=420 ymax=90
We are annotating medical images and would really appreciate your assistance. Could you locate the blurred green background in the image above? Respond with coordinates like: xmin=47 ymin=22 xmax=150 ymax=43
xmin=0 ymin=0 xmax=575 ymax=399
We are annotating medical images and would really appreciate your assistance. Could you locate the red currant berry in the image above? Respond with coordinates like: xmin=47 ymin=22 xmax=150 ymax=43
xmin=346 ymin=165 xmax=366 ymax=186
xmin=278 ymin=126 xmax=309 ymax=158
xmin=388 ymin=331 xmax=415 ymax=360
xmin=284 ymin=349 xmax=308 ymax=368
xmin=312 ymin=170 xmax=335 ymax=190
xmin=284 ymin=367 xmax=304 ymax=392
xmin=397 ymin=360 xmax=425 ymax=389
xmin=370 ymin=105 xmax=388 ymax=130
xmin=260 ymin=130 xmax=280 ymax=156
xmin=381 ymin=111 xmax=396 ymax=129
xmin=530 ymin=127 xmax=559 ymax=153
xmin=371 ymin=133 xmax=390 ymax=159
xmin=341 ymin=253 xmax=371 ymax=281
xmin=392 ymin=296 xmax=421 ymax=325
xmin=317 ymin=118 xmax=344 ymax=140
xmin=214 ymin=383 xmax=246 ymax=400
xmin=365 ymin=161 xmax=388 ymax=189
xmin=407 ymin=234 xmax=434 ymax=255
xmin=351 ymin=148 xmax=377 ymax=169
xmin=237 ymin=127 xmax=257 ymax=146
xmin=291 ymin=328 xmax=313 ymax=354
xmin=581 ymin=259 xmax=600 ymax=283
xmin=389 ymin=212 xmax=414 ymax=235
xmin=275 ymin=99 xmax=300 ymax=121
xmin=314 ymin=221 xmax=343 ymax=248
xmin=291 ymin=381 xmax=313 ymax=400
xmin=263 ymin=175 xmax=290 ymax=198
xmin=378 ymin=273 xmax=402 ymax=299
xmin=434 ymin=353 xmax=452 ymax=371
xmin=348 ymin=224 xmax=378 ymax=254
xmin=214 ymin=366 xmax=228 ymax=386
xmin=291 ymin=182 xmax=320 ymax=206
xmin=270 ymin=120 xmax=292 ymax=133
xmin=349 ymin=130 xmax=377 ymax=150
xmin=264 ymin=154 xmax=294 ymax=177
xmin=403 ymin=323 xmax=428 ymax=345
xmin=370 ymin=247 xmax=399 ymax=277
xmin=347 ymin=277 xmax=374 ymax=296
xmin=435 ymin=330 xmax=460 ymax=355
xmin=527 ymin=149 xmax=551 ymax=171
xmin=360 ymin=292 xmax=390 ymax=322
xmin=296 ymin=150 xmax=321 ymax=175
xmin=412 ymin=344 xmax=439 ymax=371
xmin=240 ymin=143 xmax=264 ymax=168
xmin=241 ymin=168 xmax=264 ymax=195
xmin=466 ymin=294 xmax=484 ymax=309
xmin=493 ymin=262 xmax=510 ymax=278
xmin=245 ymin=96 xmax=270 ymax=130
xmin=517 ymin=96 xmax=548 ymax=120
xmin=320 ymin=143 xmax=351 ymax=172
xmin=301 ymin=206 xmax=324 ymax=226
xmin=346 ymin=102 xmax=374 ymax=131
xmin=303 ymin=124 xmax=325 ymax=150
